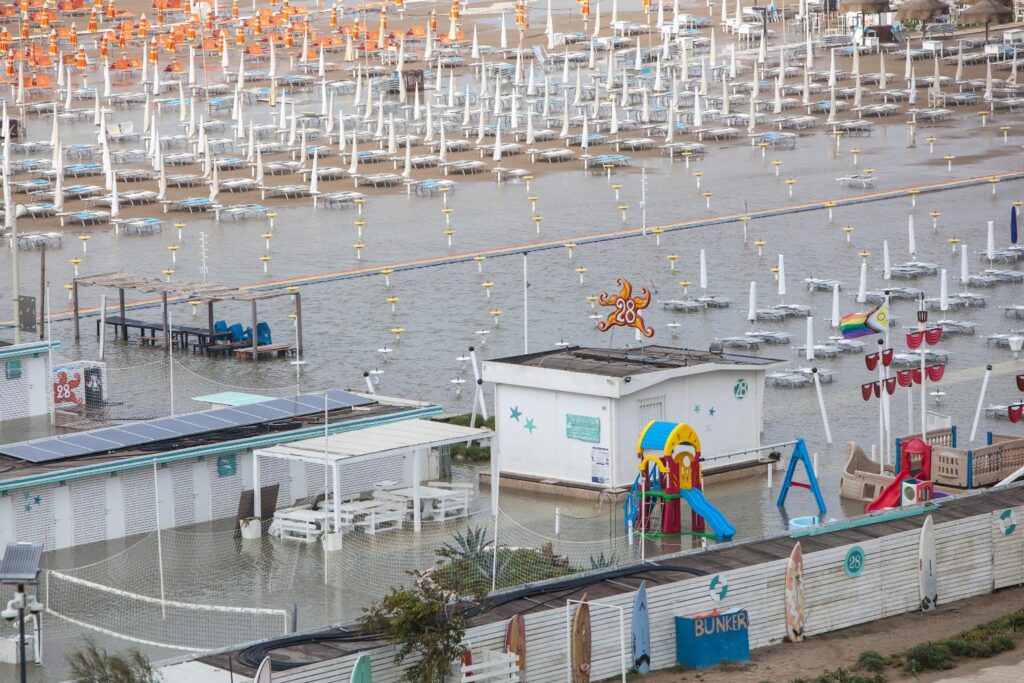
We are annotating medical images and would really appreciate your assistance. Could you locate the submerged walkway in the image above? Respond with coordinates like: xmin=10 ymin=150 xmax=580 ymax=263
xmin=7 ymin=168 xmax=1024 ymax=325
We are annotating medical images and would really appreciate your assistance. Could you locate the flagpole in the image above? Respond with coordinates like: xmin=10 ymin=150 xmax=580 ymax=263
xmin=882 ymin=291 xmax=892 ymax=464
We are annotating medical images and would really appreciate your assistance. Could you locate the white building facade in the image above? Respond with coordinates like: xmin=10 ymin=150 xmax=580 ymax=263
xmin=483 ymin=346 xmax=779 ymax=489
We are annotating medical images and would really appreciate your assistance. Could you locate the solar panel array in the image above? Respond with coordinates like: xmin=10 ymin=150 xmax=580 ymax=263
xmin=0 ymin=390 xmax=374 ymax=464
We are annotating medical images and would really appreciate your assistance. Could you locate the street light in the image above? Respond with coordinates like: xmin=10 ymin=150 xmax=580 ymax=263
xmin=0 ymin=542 xmax=43 ymax=683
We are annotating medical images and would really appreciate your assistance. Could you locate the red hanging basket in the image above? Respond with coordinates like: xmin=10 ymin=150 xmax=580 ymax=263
xmin=897 ymin=369 xmax=914 ymax=387
xmin=865 ymin=352 xmax=879 ymax=371
xmin=881 ymin=348 xmax=894 ymax=367
xmin=861 ymin=383 xmax=874 ymax=401
xmin=926 ymin=364 xmax=945 ymax=382
xmin=873 ymin=382 xmax=881 ymax=398
xmin=885 ymin=377 xmax=897 ymax=394
xmin=1017 ymin=374 xmax=1024 ymax=392
xmin=1009 ymin=404 xmax=1024 ymax=423
xmin=925 ymin=327 xmax=943 ymax=345
xmin=906 ymin=330 xmax=924 ymax=349
xmin=912 ymin=368 xmax=923 ymax=385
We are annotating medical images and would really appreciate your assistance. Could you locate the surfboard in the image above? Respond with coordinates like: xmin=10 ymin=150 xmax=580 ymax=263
xmin=349 ymin=653 xmax=372 ymax=683
xmin=253 ymin=656 xmax=272 ymax=683
xmin=571 ymin=594 xmax=592 ymax=683
xmin=631 ymin=581 xmax=651 ymax=674
xmin=504 ymin=613 xmax=526 ymax=673
xmin=919 ymin=515 xmax=938 ymax=612
xmin=785 ymin=541 xmax=805 ymax=643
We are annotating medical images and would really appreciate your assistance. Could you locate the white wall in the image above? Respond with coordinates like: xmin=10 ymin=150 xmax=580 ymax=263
xmin=495 ymin=385 xmax=613 ymax=486
xmin=495 ymin=370 xmax=766 ymax=488
xmin=617 ymin=370 xmax=766 ymax=481
xmin=0 ymin=353 xmax=50 ymax=421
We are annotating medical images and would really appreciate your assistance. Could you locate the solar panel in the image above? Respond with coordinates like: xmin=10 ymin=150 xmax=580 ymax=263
xmin=0 ymin=389 xmax=373 ymax=464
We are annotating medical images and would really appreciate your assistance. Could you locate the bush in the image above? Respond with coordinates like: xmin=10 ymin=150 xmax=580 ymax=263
xmin=855 ymin=650 xmax=887 ymax=673
xmin=360 ymin=582 xmax=469 ymax=683
xmin=903 ymin=642 xmax=953 ymax=673
xmin=66 ymin=639 xmax=160 ymax=683
xmin=988 ymin=633 xmax=1015 ymax=655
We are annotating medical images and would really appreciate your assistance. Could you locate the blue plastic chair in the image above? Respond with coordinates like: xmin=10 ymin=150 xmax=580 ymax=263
xmin=242 ymin=327 xmax=253 ymax=344
xmin=214 ymin=320 xmax=228 ymax=335
xmin=228 ymin=323 xmax=245 ymax=342
xmin=255 ymin=322 xmax=272 ymax=346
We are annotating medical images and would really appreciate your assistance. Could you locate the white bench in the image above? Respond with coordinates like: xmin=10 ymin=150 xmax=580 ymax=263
xmin=460 ymin=649 xmax=520 ymax=682
xmin=353 ymin=503 xmax=405 ymax=535
xmin=270 ymin=507 xmax=325 ymax=543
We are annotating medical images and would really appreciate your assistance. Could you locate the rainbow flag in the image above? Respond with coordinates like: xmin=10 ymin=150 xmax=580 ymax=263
xmin=840 ymin=303 xmax=889 ymax=339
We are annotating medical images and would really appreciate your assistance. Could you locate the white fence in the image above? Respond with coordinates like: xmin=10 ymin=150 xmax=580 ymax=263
xmin=270 ymin=505 xmax=1024 ymax=682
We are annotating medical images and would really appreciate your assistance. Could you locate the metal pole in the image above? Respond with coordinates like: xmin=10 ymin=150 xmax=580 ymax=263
xmin=46 ymin=287 xmax=54 ymax=426
xmin=619 ymin=608 xmax=627 ymax=683
xmin=98 ymin=294 xmax=107 ymax=360
xmin=522 ymin=252 xmax=528 ymax=353
xmin=641 ymin=167 xmax=647 ymax=235
xmin=11 ymin=204 xmax=20 ymax=344
xmin=970 ymin=365 xmax=992 ymax=443
xmin=491 ymin=507 xmax=499 ymax=592
xmin=168 ymin=305 xmax=175 ymax=416
xmin=812 ymin=369 xmax=832 ymax=444
xmin=37 ymin=244 xmax=45 ymax=339
xmin=17 ymin=583 xmax=25 ymax=683
xmin=152 ymin=461 xmax=167 ymax=619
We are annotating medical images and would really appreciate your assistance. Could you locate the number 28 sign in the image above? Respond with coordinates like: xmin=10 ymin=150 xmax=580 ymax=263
xmin=597 ymin=278 xmax=654 ymax=338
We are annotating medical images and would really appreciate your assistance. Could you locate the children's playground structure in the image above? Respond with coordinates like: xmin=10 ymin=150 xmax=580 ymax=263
xmin=625 ymin=421 xmax=736 ymax=543
xmin=865 ymin=437 xmax=935 ymax=512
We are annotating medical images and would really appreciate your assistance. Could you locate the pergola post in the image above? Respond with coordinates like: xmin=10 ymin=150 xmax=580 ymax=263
xmin=207 ymin=301 xmax=215 ymax=342
xmin=72 ymin=279 xmax=80 ymax=340
xmin=161 ymin=292 xmax=170 ymax=352
xmin=119 ymin=288 xmax=127 ymax=339
xmin=412 ymin=448 xmax=423 ymax=533
xmin=250 ymin=300 xmax=258 ymax=361
xmin=294 ymin=290 xmax=304 ymax=356
xmin=253 ymin=452 xmax=262 ymax=519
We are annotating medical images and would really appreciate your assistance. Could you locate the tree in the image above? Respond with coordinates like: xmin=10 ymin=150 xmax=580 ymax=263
xmin=359 ymin=581 xmax=469 ymax=683
xmin=66 ymin=638 xmax=161 ymax=683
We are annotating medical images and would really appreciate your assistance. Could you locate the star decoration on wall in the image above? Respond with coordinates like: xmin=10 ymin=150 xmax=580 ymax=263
xmin=510 ymin=406 xmax=522 ymax=421
xmin=694 ymin=404 xmax=701 ymax=413
xmin=708 ymin=407 xmax=717 ymax=417
xmin=524 ymin=418 xmax=536 ymax=433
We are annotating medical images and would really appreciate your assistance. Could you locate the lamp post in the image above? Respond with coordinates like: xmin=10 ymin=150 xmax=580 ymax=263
xmin=0 ymin=542 xmax=44 ymax=683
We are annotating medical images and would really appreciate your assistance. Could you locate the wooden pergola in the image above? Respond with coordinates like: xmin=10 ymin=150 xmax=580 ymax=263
xmin=72 ymin=272 xmax=303 ymax=361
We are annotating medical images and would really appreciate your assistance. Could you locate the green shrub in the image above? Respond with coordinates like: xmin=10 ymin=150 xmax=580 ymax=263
xmin=988 ymin=633 xmax=1015 ymax=655
xmin=903 ymin=642 xmax=953 ymax=673
xmin=66 ymin=639 xmax=160 ymax=683
xmin=855 ymin=650 xmax=886 ymax=673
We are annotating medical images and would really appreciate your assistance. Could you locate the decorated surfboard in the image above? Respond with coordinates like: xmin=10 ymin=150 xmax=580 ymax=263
xmin=253 ymin=656 xmax=272 ymax=683
xmin=504 ymin=613 xmax=527 ymax=673
xmin=349 ymin=654 xmax=372 ymax=683
xmin=919 ymin=515 xmax=938 ymax=612
xmin=571 ymin=594 xmax=592 ymax=683
xmin=785 ymin=541 xmax=805 ymax=643
xmin=631 ymin=581 xmax=651 ymax=674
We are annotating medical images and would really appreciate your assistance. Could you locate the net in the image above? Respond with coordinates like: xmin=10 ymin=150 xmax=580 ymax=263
xmin=44 ymin=524 xmax=296 ymax=652
xmin=46 ymin=571 xmax=290 ymax=652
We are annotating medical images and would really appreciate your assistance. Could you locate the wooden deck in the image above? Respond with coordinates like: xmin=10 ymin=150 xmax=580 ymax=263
xmin=232 ymin=343 xmax=295 ymax=360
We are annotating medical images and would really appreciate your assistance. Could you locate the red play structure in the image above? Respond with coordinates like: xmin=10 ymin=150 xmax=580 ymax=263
xmin=866 ymin=437 xmax=933 ymax=512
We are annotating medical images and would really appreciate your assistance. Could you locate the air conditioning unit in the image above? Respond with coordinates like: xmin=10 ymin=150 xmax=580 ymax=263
xmin=52 ymin=360 xmax=108 ymax=410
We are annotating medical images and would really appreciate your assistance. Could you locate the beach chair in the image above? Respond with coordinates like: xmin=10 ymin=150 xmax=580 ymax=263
xmin=228 ymin=323 xmax=245 ymax=342
xmin=256 ymin=322 xmax=272 ymax=346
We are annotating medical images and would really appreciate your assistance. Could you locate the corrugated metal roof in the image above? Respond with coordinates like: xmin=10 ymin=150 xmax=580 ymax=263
xmin=256 ymin=419 xmax=492 ymax=462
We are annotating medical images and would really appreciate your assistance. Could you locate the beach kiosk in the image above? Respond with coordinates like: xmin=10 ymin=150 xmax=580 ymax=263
xmin=482 ymin=344 xmax=781 ymax=492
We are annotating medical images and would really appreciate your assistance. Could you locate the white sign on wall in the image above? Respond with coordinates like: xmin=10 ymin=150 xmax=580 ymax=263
xmin=590 ymin=447 xmax=610 ymax=484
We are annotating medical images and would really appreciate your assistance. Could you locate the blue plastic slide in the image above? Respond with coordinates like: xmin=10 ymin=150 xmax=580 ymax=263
xmin=680 ymin=488 xmax=736 ymax=541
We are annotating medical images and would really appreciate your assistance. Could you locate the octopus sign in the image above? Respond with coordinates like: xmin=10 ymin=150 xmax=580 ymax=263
xmin=597 ymin=278 xmax=654 ymax=338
